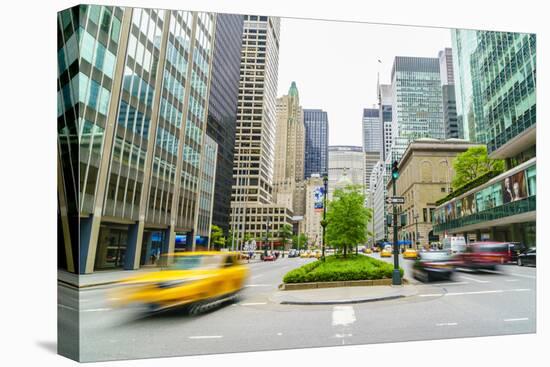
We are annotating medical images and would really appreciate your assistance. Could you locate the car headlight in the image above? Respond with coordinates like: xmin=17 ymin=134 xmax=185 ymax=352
xmin=157 ymin=278 xmax=200 ymax=289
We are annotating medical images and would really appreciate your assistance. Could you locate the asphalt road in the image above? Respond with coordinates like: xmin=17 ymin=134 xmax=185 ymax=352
xmin=58 ymin=255 xmax=536 ymax=362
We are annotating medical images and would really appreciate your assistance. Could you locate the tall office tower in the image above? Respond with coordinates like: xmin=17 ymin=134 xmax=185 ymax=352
xmin=378 ymin=84 xmax=393 ymax=161
xmin=206 ymin=14 xmax=244 ymax=234
xmin=195 ymin=135 xmax=218 ymax=249
xmin=362 ymin=108 xmax=382 ymax=153
xmin=327 ymin=146 xmax=365 ymax=200
xmin=230 ymin=16 xmax=289 ymax=249
xmin=438 ymin=47 xmax=454 ymax=85
xmin=273 ymin=82 xmax=306 ymax=214
xmin=438 ymin=48 xmax=459 ymax=139
xmin=362 ymin=107 xmax=382 ymax=204
xmin=303 ymin=109 xmax=329 ymax=179
xmin=390 ymin=56 xmax=445 ymax=161
xmin=57 ymin=6 xmax=217 ymax=274
xmin=451 ymin=30 xmax=484 ymax=143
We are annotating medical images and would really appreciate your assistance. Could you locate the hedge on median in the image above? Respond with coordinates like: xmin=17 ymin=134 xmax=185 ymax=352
xmin=283 ymin=255 xmax=404 ymax=283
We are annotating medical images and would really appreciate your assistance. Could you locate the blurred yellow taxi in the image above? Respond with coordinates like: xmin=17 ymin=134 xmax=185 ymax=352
xmin=300 ymin=250 xmax=311 ymax=258
xmin=312 ymin=250 xmax=321 ymax=259
xmin=109 ymin=252 xmax=248 ymax=313
xmin=403 ymin=248 xmax=419 ymax=259
xmin=364 ymin=248 xmax=373 ymax=254
xmin=380 ymin=246 xmax=393 ymax=257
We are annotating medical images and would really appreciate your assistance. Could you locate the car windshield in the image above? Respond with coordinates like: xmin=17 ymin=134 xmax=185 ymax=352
xmin=167 ymin=255 xmax=225 ymax=270
xmin=420 ymin=251 xmax=451 ymax=261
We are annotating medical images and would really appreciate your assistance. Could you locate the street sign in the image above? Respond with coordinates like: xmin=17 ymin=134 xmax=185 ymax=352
xmin=386 ymin=196 xmax=405 ymax=204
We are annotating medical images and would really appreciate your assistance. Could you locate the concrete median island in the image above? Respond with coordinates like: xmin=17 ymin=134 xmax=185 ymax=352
xmin=281 ymin=254 xmax=405 ymax=290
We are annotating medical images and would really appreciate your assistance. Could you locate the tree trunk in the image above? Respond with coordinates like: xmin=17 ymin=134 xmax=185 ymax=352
xmin=343 ymin=245 xmax=347 ymax=258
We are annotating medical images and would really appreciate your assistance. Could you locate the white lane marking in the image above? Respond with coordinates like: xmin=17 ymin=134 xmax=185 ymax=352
xmin=418 ymin=288 xmax=532 ymax=297
xmin=251 ymin=274 xmax=264 ymax=280
xmin=459 ymin=276 xmax=490 ymax=284
xmin=335 ymin=333 xmax=353 ymax=338
xmin=505 ymin=279 xmax=520 ymax=282
xmin=436 ymin=322 xmax=458 ymax=326
xmin=58 ymin=304 xmax=78 ymax=312
xmin=188 ymin=335 xmax=223 ymax=339
xmin=277 ymin=332 xmax=283 ymax=336
xmin=245 ymin=284 xmax=275 ymax=288
xmin=504 ymin=318 xmax=529 ymax=322
xmin=332 ymin=306 xmax=356 ymax=327
xmin=82 ymin=307 xmax=111 ymax=312
xmin=240 ymin=302 xmax=267 ymax=306
xmin=507 ymin=273 xmax=536 ymax=279
xmin=432 ymin=281 xmax=470 ymax=286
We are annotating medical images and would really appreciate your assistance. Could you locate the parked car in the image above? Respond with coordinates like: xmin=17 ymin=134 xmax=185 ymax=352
xmin=110 ymin=252 xmax=248 ymax=313
xmin=288 ymin=249 xmax=299 ymax=258
xmin=458 ymin=242 xmax=510 ymax=271
xmin=300 ymin=250 xmax=310 ymax=258
xmin=403 ymin=248 xmax=419 ymax=259
xmin=364 ymin=248 xmax=373 ymax=254
xmin=517 ymin=248 xmax=536 ymax=267
xmin=412 ymin=250 xmax=455 ymax=282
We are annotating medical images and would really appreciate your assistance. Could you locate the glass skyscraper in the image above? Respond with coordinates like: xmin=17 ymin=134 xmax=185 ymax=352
xmin=362 ymin=108 xmax=382 ymax=154
xmin=58 ymin=5 xmax=217 ymax=274
xmin=391 ymin=56 xmax=445 ymax=161
xmin=303 ymin=109 xmax=329 ymax=179
xmin=206 ymin=14 xmax=244 ymax=234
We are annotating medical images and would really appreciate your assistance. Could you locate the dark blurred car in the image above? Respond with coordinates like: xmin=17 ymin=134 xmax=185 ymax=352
xmin=458 ymin=242 xmax=510 ymax=271
xmin=517 ymin=248 xmax=536 ymax=267
xmin=506 ymin=242 xmax=528 ymax=263
xmin=412 ymin=251 xmax=455 ymax=282
xmin=288 ymin=249 xmax=299 ymax=258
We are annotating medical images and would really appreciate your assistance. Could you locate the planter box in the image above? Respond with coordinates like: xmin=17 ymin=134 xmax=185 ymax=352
xmin=281 ymin=277 xmax=409 ymax=290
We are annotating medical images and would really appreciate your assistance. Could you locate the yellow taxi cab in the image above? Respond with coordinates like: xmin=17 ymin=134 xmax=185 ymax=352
xmin=380 ymin=246 xmax=393 ymax=257
xmin=312 ymin=250 xmax=321 ymax=259
xmin=300 ymin=250 xmax=311 ymax=258
xmin=364 ymin=248 xmax=373 ymax=254
xmin=109 ymin=251 xmax=248 ymax=314
xmin=403 ymin=248 xmax=419 ymax=259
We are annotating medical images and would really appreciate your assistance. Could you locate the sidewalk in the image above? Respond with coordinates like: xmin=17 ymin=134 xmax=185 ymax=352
xmin=269 ymin=284 xmax=418 ymax=305
xmin=58 ymin=258 xmax=264 ymax=289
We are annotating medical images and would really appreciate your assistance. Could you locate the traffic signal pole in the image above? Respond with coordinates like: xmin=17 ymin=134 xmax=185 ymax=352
xmin=391 ymin=161 xmax=402 ymax=286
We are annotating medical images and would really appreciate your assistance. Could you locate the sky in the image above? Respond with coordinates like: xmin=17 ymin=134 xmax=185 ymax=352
xmin=277 ymin=17 xmax=452 ymax=147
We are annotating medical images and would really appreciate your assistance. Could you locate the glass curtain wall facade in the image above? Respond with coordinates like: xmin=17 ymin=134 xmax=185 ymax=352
xmin=391 ymin=57 xmax=445 ymax=161
xmin=57 ymin=5 xmax=217 ymax=274
xmin=196 ymin=135 xmax=218 ymax=247
xmin=362 ymin=108 xmax=382 ymax=154
xmin=206 ymin=14 xmax=244 ymax=234
xmin=303 ymin=109 xmax=329 ymax=179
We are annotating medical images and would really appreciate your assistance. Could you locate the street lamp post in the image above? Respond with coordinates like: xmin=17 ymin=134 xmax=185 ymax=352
xmin=264 ymin=218 xmax=271 ymax=256
xmin=320 ymin=174 xmax=329 ymax=261
xmin=391 ymin=161 xmax=402 ymax=286
xmin=414 ymin=212 xmax=419 ymax=250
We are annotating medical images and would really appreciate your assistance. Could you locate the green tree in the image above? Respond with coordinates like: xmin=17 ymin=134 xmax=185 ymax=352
xmin=210 ymin=225 xmax=225 ymax=250
xmin=279 ymin=224 xmax=293 ymax=252
xmin=326 ymin=184 xmax=372 ymax=258
xmin=452 ymin=146 xmax=504 ymax=189
xmin=225 ymin=229 xmax=235 ymax=250
xmin=291 ymin=233 xmax=308 ymax=250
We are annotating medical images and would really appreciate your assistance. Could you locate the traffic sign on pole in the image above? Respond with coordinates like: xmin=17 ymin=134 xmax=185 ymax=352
xmin=386 ymin=196 xmax=405 ymax=205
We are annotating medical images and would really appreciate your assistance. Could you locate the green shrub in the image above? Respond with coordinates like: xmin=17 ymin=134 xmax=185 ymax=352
xmin=283 ymin=255 xmax=404 ymax=283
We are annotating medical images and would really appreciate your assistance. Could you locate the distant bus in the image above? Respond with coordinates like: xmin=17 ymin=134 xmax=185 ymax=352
xmin=442 ymin=236 xmax=466 ymax=254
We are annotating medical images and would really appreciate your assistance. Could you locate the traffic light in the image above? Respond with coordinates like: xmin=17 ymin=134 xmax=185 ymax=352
xmin=391 ymin=160 xmax=399 ymax=180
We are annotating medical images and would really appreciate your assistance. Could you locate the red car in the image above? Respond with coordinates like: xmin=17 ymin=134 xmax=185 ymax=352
xmin=261 ymin=253 xmax=276 ymax=261
xmin=458 ymin=242 xmax=510 ymax=271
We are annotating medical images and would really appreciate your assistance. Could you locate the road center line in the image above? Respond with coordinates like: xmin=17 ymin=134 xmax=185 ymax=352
xmin=251 ymin=274 xmax=264 ymax=279
xmin=245 ymin=284 xmax=275 ymax=287
xmin=240 ymin=302 xmax=267 ymax=306
xmin=459 ymin=276 xmax=490 ymax=283
xmin=508 ymin=273 xmax=536 ymax=279
xmin=504 ymin=318 xmax=529 ymax=322
xmin=188 ymin=335 xmax=223 ymax=339
xmin=332 ymin=306 xmax=356 ymax=326
xmin=436 ymin=322 xmax=458 ymax=326
xmin=418 ymin=288 xmax=531 ymax=297
xmin=505 ymin=279 xmax=519 ymax=282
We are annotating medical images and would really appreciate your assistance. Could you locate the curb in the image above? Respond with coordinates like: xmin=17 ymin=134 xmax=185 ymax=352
xmin=279 ymin=294 xmax=406 ymax=305
xmin=58 ymin=279 xmax=122 ymax=289
xmin=280 ymin=278 xmax=409 ymax=290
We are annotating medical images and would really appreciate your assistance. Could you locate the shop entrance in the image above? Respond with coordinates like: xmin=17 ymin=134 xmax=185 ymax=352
xmin=94 ymin=224 xmax=128 ymax=270
xmin=140 ymin=230 xmax=166 ymax=266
